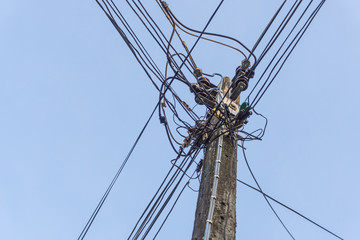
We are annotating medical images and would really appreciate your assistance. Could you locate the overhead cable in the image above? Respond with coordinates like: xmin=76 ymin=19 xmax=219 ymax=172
xmin=77 ymin=103 xmax=158 ymax=240
xmin=237 ymin=179 xmax=344 ymax=240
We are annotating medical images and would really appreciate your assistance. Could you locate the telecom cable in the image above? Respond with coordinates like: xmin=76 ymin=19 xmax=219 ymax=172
xmin=77 ymin=103 xmax=158 ymax=240
xmin=237 ymin=179 xmax=344 ymax=240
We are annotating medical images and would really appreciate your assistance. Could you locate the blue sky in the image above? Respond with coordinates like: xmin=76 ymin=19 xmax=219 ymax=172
xmin=1 ymin=1 xmax=359 ymax=239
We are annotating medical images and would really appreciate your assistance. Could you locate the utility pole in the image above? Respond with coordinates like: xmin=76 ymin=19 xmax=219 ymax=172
xmin=192 ymin=77 xmax=239 ymax=240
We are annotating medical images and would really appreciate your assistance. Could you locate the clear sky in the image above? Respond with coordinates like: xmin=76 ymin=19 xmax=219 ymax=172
xmin=1 ymin=1 xmax=359 ymax=239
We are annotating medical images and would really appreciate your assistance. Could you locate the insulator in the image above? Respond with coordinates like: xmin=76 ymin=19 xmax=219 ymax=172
xmin=229 ymin=76 xmax=249 ymax=100
xmin=241 ymin=59 xmax=251 ymax=70
xmin=194 ymin=68 xmax=203 ymax=78
xmin=195 ymin=91 xmax=208 ymax=105
xmin=198 ymin=76 xmax=211 ymax=88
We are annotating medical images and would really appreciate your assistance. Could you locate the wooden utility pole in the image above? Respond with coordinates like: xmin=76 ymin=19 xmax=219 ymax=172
xmin=192 ymin=77 xmax=238 ymax=240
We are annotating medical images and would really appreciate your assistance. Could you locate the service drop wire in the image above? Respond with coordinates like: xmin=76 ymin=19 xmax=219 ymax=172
xmin=240 ymin=138 xmax=295 ymax=239
xmin=77 ymin=103 xmax=159 ymax=240
xmin=236 ymin=180 xmax=343 ymax=240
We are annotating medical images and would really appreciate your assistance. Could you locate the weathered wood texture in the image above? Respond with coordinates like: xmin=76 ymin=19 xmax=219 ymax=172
xmin=192 ymin=77 xmax=238 ymax=240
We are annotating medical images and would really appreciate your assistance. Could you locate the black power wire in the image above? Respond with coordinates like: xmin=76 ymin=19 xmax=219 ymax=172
xmin=249 ymin=0 xmax=287 ymax=58
xmin=140 ymin=148 xmax=203 ymax=239
xmin=153 ymin=169 xmax=199 ymax=239
xmin=251 ymin=0 xmax=325 ymax=108
xmin=240 ymin=139 xmax=295 ymax=239
xmin=77 ymin=103 xmax=158 ymax=240
xmin=237 ymin=179 xmax=344 ymax=240
xmin=246 ymin=0 xmax=302 ymax=101
xmin=95 ymin=0 xmax=162 ymax=92
xmin=84 ymin=1 xmax=331 ymax=239
xmin=252 ymin=0 xmax=303 ymax=70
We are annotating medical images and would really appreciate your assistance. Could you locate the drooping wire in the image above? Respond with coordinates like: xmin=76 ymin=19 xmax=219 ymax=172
xmin=159 ymin=2 xmax=248 ymax=60
xmin=237 ymin=179 xmax=344 ymax=240
xmin=160 ymin=0 xmax=256 ymax=63
xmin=240 ymin=137 xmax=295 ymax=239
xmin=99 ymin=0 xmax=205 ymax=147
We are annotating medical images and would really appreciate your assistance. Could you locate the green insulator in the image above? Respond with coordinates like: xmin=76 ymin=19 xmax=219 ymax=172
xmin=240 ymin=102 xmax=249 ymax=111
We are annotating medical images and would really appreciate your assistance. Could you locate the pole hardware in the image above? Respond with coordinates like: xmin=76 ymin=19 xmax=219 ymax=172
xmin=229 ymin=59 xmax=255 ymax=100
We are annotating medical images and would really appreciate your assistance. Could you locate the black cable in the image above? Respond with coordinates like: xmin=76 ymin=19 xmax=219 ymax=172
xmin=129 ymin=147 xmax=200 ymax=239
xmin=134 ymin=0 xmax=197 ymax=75
xmin=250 ymin=0 xmax=310 ymax=102
xmin=237 ymin=179 xmax=344 ymax=240
xmin=126 ymin=0 xmax=196 ymax=82
xmin=105 ymin=0 xmax=165 ymax=80
xmin=251 ymin=0 xmax=325 ymax=108
xmin=77 ymin=103 xmax=159 ymax=240
xmin=252 ymin=0 xmax=303 ymax=70
xmin=127 ymin=148 xmax=183 ymax=239
xmin=152 ymin=169 xmax=198 ymax=239
xmin=252 ymin=108 xmax=268 ymax=139
xmin=246 ymin=0 xmax=302 ymax=101
xmin=160 ymin=0 xmax=225 ymax=98
xmin=95 ymin=1 xmax=163 ymax=92
xmin=131 ymin=96 xmax=223 ymax=239
xmin=240 ymin=140 xmax=295 ymax=239
xmin=140 ymin=148 xmax=202 ymax=239
xmin=98 ymin=0 xmax=200 ymax=143
xmin=249 ymin=0 xmax=287 ymax=57
xmin=163 ymin=2 xmax=256 ymax=63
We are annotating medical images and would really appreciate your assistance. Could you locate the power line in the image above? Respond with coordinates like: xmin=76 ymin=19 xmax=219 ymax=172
xmin=237 ymin=179 xmax=344 ymax=240
xmin=250 ymin=0 xmax=325 ymax=108
xmin=77 ymin=103 xmax=158 ymax=240
xmin=240 ymin=134 xmax=295 ymax=239
xmin=84 ymin=1 xmax=333 ymax=239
